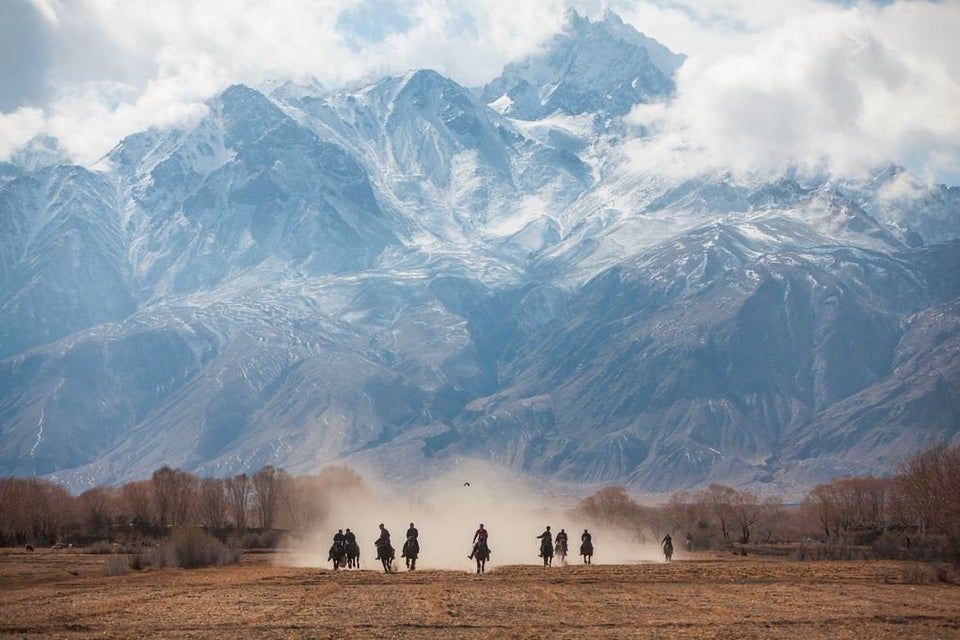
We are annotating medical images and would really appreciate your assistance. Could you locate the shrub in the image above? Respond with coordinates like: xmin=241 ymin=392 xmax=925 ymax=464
xmin=231 ymin=530 xmax=281 ymax=550
xmin=169 ymin=527 xmax=240 ymax=569
xmin=872 ymin=532 xmax=954 ymax=562
xmin=790 ymin=541 xmax=870 ymax=561
xmin=900 ymin=562 xmax=951 ymax=584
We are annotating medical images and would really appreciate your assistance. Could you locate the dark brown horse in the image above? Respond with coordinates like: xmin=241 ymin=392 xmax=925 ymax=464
xmin=376 ymin=541 xmax=395 ymax=573
xmin=539 ymin=537 xmax=554 ymax=567
xmin=402 ymin=536 xmax=419 ymax=571
xmin=328 ymin=541 xmax=347 ymax=570
xmin=345 ymin=541 xmax=360 ymax=569
xmin=473 ymin=541 xmax=490 ymax=574
xmin=580 ymin=539 xmax=593 ymax=564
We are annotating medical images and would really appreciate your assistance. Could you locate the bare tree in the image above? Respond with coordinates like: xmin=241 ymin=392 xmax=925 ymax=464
xmin=804 ymin=483 xmax=837 ymax=538
xmin=119 ymin=480 xmax=153 ymax=525
xmin=699 ymin=484 xmax=737 ymax=544
xmin=78 ymin=487 xmax=117 ymax=537
xmin=152 ymin=466 xmax=199 ymax=526
xmin=893 ymin=444 xmax=960 ymax=564
xmin=226 ymin=474 xmax=251 ymax=531
xmin=756 ymin=497 xmax=787 ymax=543
xmin=731 ymin=489 xmax=762 ymax=544
xmin=199 ymin=478 xmax=229 ymax=531
xmin=253 ymin=466 xmax=286 ymax=530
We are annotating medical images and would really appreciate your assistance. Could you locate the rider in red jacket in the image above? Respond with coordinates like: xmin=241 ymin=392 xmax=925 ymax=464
xmin=468 ymin=524 xmax=488 ymax=559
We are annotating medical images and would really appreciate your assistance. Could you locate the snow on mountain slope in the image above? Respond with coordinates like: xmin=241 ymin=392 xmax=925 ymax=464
xmin=0 ymin=165 xmax=136 ymax=357
xmin=0 ymin=10 xmax=957 ymax=493
xmin=272 ymin=69 xmax=592 ymax=254
xmin=106 ymin=84 xmax=401 ymax=299
xmin=481 ymin=9 xmax=683 ymax=121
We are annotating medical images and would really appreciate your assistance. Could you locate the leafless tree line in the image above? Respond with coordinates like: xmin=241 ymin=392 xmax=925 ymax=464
xmin=0 ymin=465 xmax=366 ymax=545
xmin=574 ymin=444 xmax=960 ymax=562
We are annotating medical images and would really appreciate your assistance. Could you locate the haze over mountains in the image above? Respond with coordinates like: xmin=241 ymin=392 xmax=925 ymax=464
xmin=1 ymin=10 xmax=957 ymax=493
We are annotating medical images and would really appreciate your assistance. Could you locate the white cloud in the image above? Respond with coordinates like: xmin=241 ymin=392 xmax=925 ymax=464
xmin=0 ymin=107 xmax=45 ymax=160
xmin=624 ymin=1 xmax=960 ymax=183
xmin=1 ymin=0 xmax=958 ymax=184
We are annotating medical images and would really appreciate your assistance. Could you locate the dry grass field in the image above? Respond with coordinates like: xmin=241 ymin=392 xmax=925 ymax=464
xmin=1 ymin=548 xmax=958 ymax=639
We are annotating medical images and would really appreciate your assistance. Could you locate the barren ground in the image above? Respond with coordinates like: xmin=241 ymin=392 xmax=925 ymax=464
xmin=1 ymin=549 xmax=958 ymax=639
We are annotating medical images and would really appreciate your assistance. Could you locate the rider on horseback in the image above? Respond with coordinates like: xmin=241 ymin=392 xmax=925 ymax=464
xmin=468 ymin=524 xmax=488 ymax=560
xmin=344 ymin=528 xmax=356 ymax=546
xmin=580 ymin=529 xmax=594 ymax=563
xmin=661 ymin=533 xmax=674 ymax=561
xmin=333 ymin=529 xmax=345 ymax=545
xmin=537 ymin=526 xmax=554 ymax=564
xmin=375 ymin=523 xmax=395 ymax=573
xmin=555 ymin=528 xmax=568 ymax=548
xmin=402 ymin=522 xmax=420 ymax=570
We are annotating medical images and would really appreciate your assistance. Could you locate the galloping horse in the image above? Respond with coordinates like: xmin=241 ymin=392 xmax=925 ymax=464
xmin=662 ymin=537 xmax=674 ymax=562
xmin=555 ymin=537 xmax=568 ymax=566
xmin=376 ymin=540 xmax=395 ymax=573
xmin=473 ymin=541 xmax=490 ymax=574
xmin=539 ymin=536 xmax=554 ymax=567
xmin=328 ymin=541 xmax=348 ymax=570
xmin=580 ymin=538 xmax=594 ymax=564
xmin=402 ymin=536 xmax=419 ymax=571
xmin=346 ymin=540 xmax=361 ymax=569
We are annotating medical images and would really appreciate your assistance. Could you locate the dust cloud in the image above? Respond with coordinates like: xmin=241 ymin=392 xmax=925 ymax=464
xmin=281 ymin=465 xmax=664 ymax=571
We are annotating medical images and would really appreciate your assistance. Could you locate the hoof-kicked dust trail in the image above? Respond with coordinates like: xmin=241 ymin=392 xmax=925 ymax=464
xmin=1 ymin=550 xmax=959 ymax=639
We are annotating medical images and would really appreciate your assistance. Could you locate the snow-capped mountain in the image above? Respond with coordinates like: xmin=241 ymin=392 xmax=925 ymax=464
xmin=0 ymin=11 xmax=957 ymax=493
xmin=481 ymin=9 xmax=683 ymax=120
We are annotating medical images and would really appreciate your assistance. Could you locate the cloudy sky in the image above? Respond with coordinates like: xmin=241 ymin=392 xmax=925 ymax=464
xmin=2 ymin=0 xmax=959 ymax=183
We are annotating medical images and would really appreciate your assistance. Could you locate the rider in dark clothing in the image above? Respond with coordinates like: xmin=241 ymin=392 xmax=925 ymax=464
xmin=406 ymin=523 xmax=418 ymax=539
xmin=537 ymin=526 xmax=553 ymax=564
xmin=333 ymin=529 xmax=345 ymax=545
xmin=469 ymin=524 xmax=488 ymax=559
xmin=555 ymin=529 xmax=568 ymax=546
xmin=661 ymin=534 xmax=673 ymax=558
xmin=376 ymin=524 xmax=391 ymax=547
xmin=581 ymin=530 xmax=592 ymax=545
xmin=344 ymin=529 xmax=356 ymax=545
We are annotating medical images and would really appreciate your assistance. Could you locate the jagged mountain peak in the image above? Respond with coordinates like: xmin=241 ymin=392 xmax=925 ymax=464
xmin=481 ymin=9 xmax=683 ymax=120
xmin=10 ymin=134 xmax=67 ymax=172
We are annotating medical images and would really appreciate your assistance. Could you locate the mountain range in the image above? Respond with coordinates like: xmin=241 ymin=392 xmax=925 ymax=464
xmin=1 ymin=10 xmax=957 ymax=494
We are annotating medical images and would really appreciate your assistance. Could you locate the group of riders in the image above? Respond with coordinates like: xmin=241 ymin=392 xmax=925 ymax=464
xmin=330 ymin=524 xmax=687 ymax=573
xmin=329 ymin=524 xmax=686 ymax=573
xmin=328 ymin=522 xmax=599 ymax=574
xmin=533 ymin=526 xmax=594 ymax=567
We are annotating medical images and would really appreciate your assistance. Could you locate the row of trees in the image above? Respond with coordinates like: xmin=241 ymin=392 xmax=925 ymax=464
xmin=573 ymin=444 xmax=960 ymax=562
xmin=0 ymin=465 xmax=366 ymax=545
xmin=804 ymin=445 xmax=960 ymax=561
xmin=2 ymin=444 xmax=957 ymax=560
xmin=576 ymin=484 xmax=787 ymax=547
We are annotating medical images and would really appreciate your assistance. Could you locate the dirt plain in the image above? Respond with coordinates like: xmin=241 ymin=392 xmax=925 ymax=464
xmin=0 ymin=548 xmax=958 ymax=639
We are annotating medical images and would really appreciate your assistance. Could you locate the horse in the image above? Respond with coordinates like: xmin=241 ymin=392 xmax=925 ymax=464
xmin=376 ymin=540 xmax=395 ymax=574
xmin=663 ymin=540 xmax=674 ymax=562
xmin=346 ymin=541 xmax=361 ymax=569
xmin=473 ymin=541 xmax=490 ymax=574
xmin=402 ymin=536 xmax=419 ymax=571
xmin=580 ymin=540 xmax=593 ymax=564
xmin=328 ymin=541 xmax=348 ymax=570
xmin=539 ymin=537 xmax=554 ymax=567
xmin=555 ymin=538 xmax=568 ymax=566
